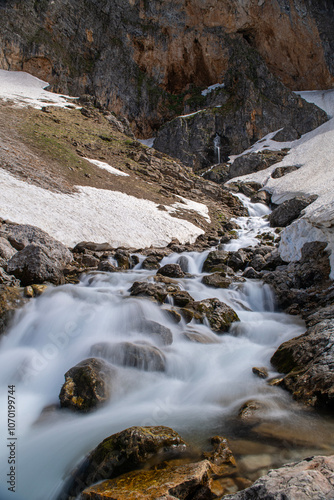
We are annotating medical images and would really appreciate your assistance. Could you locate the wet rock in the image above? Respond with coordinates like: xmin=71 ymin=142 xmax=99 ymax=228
xmin=271 ymin=165 xmax=299 ymax=179
xmin=7 ymin=244 xmax=65 ymax=285
xmin=252 ymin=367 xmax=269 ymax=379
xmin=270 ymin=318 xmax=334 ymax=409
xmin=141 ymin=256 xmax=162 ymax=270
xmin=78 ymin=254 xmax=100 ymax=268
xmin=129 ymin=282 xmax=168 ymax=303
xmin=90 ymin=342 xmax=166 ymax=372
xmin=138 ymin=319 xmax=173 ymax=346
xmin=193 ymin=298 xmax=239 ymax=333
xmin=238 ymin=400 xmax=267 ymax=424
xmin=66 ymin=426 xmax=188 ymax=498
xmin=114 ymin=250 xmax=132 ymax=269
xmin=224 ymin=456 xmax=334 ymax=500
xmin=170 ymin=290 xmax=193 ymax=307
xmin=177 ymin=255 xmax=190 ymax=273
xmin=59 ymin=358 xmax=115 ymax=412
xmin=202 ymin=273 xmax=232 ymax=288
xmin=98 ymin=260 xmax=117 ymax=272
xmin=182 ymin=328 xmax=219 ymax=344
xmin=229 ymin=151 xmax=288 ymax=179
xmin=202 ymin=251 xmax=229 ymax=273
xmin=268 ymin=196 xmax=316 ymax=227
xmin=157 ymin=264 xmax=185 ymax=278
xmin=242 ymin=267 xmax=260 ymax=279
xmin=0 ymin=286 xmax=27 ymax=336
xmin=80 ymin=460 xmax=214 ymax=500
xmin=202 ymin=436 xmax=237 ymax=477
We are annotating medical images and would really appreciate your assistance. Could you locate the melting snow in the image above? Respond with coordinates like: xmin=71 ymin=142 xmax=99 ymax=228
xmin=0 ymin=69 xmax=78 ymax=109
xmin=84 ymin=158 xmax=129 ymax=176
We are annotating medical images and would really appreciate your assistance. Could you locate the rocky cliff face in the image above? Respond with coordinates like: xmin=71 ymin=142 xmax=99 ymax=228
xmin=0 ymin=0 xmax=333 ymax=137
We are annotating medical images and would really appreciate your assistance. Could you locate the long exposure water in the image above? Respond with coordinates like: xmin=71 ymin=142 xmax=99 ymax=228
xmin=0 ymin=196 xmax=333 ymax=499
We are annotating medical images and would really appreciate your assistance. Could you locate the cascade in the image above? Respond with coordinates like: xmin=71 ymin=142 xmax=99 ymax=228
xmin=0 ymin=196 xmax=333 ymax=500
xmin=213 ymin=133 xmax=221 ymax=164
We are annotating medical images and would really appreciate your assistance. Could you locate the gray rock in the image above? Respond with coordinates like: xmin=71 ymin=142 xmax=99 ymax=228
xmin=0 ymin=237 xmax=16 ymax=260
xmin=202 ymin=272 xmax=232 ymax=288
xmin=192 ymin=298 xmax=239 ymax=333
xmin=90 ymin=341 xmax=166 ymax=372
xmin=59 ymin=358 xmax=115 ymax=412
xmin=224 ymin=455 xmax=334 ymax=500
xmin=268 ymin=196 xmax=316 ymax=227
xmin=141 ymin=256 xmax=161 ymax=270
xmin=73 ymin=241 xmax=114 ymax=253
xmin=138 ymin=319 xmax=173 ymax=346
xmin=229 ymin=151 xmax=287 ymax=179
xmin=129 ymin=281 xmax=168 ymax=303
xmin=98 ymin=260 xmax=117 ymax=272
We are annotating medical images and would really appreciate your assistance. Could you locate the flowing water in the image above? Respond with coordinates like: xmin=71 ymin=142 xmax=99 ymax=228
xmin=0 ymin=197 xmax=333 ymax=500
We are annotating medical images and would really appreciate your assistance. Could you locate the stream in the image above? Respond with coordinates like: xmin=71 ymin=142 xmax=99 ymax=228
xmin=0 ymin=196 xmax=334 ymax=500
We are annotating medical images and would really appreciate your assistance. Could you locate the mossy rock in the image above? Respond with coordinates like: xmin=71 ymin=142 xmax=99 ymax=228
xmin=193 ymin=298 xmax=239 ymax=333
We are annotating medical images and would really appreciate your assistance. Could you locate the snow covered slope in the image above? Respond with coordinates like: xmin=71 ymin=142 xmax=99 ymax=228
xmin=228 ymin=89 xmax=334 ymax=278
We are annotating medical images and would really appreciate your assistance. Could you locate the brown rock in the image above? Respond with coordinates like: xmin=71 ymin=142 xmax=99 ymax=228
xmin=0 ymin=286 xmax=27 ymax=335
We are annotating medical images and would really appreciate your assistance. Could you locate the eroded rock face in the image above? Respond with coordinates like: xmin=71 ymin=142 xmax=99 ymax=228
xmin=65 ymin=426 xmax=188 ymax=498
xmin=59 ymin=358 xmax=115 ymax=412
xmin=271 ymin=319 xmax=334 ymax=409
xmin=224 ymin=455 xmax=334 ymax=500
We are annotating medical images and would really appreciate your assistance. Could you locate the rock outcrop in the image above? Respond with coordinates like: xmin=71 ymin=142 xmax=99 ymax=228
xmin=224 ymin=455 xmax=334 ymax=500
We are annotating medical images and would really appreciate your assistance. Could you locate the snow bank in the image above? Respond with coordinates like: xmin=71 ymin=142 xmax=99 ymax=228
xmin=227 ymin=89 xmax=334 ymax=278
xmin=0 ymin=169 xmax=205 ymax=248
xmin=84 ymin=158 xmax=129 ymax=176
xmin=0 ymin=69 xmax=78 ymax=109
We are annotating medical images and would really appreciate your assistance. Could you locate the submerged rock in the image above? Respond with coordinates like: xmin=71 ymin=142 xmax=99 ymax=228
xmin=223 ymin=455 xmax=334 ymax=500
xmin=90 ymin=342 xmax=166 ymax=372
xmin=59 ymin=358 xmax=115 ymax=412
xmin=66 ymin=426 xmax=188 ymax=498
xmin=138 ymin=319 xmax=173 ymax=346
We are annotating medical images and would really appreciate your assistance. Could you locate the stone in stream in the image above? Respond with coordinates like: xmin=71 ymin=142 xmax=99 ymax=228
xmin=157 ymin=263 xmax=185 ymax=278
xmin=141 ymin=255 xmax=162 ymax=270
xmin=138 ymin=319 xmax=173 ymax=345
xmin=252 ymin=367 xmax=269 ymax=379
xmin=223 ymin=456 xmax=334 ymax=500
xmin=129 ymin=281 xmax=168 ymax=303
xmin=65 ymin=426 xmax=188 ymax=498
xmin=203 ymin=250 xmax=247 ymax=273
xmin=98 ymin=260 xmax=117 ymax=272
xmin=170 ymin=290 xmax=193 ymax=307
xmin=59 ymin=358 xmax=115 ymax=412
xmin=202 ymin=272 xmax=233 ymax=289
xmin=90 ymin=342 xmax=166 ymax=372
xmin=177 ymin=255 xmax=189 ymax=273
xmin=192 ymin=298 xmax=239 ymax=333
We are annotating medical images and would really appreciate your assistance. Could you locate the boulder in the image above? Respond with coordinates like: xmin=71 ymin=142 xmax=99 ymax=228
xmin=177 ymin=255 xmax=190 ymax=273
xmin=59 ymin=358 xmax=115 ymax=412
xmin=7 ymin=244 xmax=65 ymax=285
xmin=129 ymin=282 xmax=168 ymax=303
xmin=73 ymin=241 xmax=114 ymax=253
xmin=268 ymin=196 xmax=316 ymax=227
xmin=80 ymin=460 xmax=213 ymax=500
xmin=141 ymin=256 xmax=161 ymax=270
xmin=202 ymin=273 xmax=232 ymax=288
xmin=270 ymin=318 xmax=334 ymax=409
xmin=90 ymin=342 xmax=166 ymax=372
xmin=157 ymin=264 xmax=185 ymax=278
xmin=229 ymin=151 xmax=287 ymax=179
xmin=223 ymin=456 xmax=334 ymax=500
xmin=192 ymin=298 xmax=239 ymax=333
xmin=170 ymin=290 xmax=193 ymax=307
xmin=98 ymin=260 xmax=117 ymax=272
xmin=65 ymin=426 xmax=188 ymax=498
xmin=202 ymin=251 xmax=229 ymax=273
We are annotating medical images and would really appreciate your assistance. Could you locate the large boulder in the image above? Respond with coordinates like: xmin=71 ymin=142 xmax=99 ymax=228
xmin=268 ymin=196 xmax=316 ymax=227
xmin=202 ymin=272 xmax=232 ymax=289
xmin=192 ymin=298 xmax=239 ymax=333
xmin=59 ymin=358 xmax=115 ymax=412
xmin=90 ymin=342 xmax=166 ymax=372
xmin=229 ymin=150 xmax=288 ymax=179
xmin=270 ymin=318 xmax=334 ymax=409
xmin=224 ymin=455 xmax=334 ymax=500
xmin=129 ymin=282 xmax=168 ymax=303
xmin=80 ymin=460 xmax=214 ymax=500
xmin=65 ymin=426 xmax=188 ymax=498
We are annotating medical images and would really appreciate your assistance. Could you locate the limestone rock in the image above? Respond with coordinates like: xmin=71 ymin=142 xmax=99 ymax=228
xmin=66 ymin=426 xmax=188 ymax=498
xmin=157 ymin=264 xmax=185 ymax=279
xmin=271 ymin=318 xmax=334 ymax=409
xmin=59 ymin=358 xmax=115 ymax=412
xmin=90 ymin=342 xmax=166 ymax=372
xmin=223 ymin=455 xmax=334 ymax=500
xmin=268 ymin=196 xmax=316 ymax=227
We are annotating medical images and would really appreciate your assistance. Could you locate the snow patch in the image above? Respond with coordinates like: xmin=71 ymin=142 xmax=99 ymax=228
xmin=169 ymin=196 xmax=211 ymax=222
xmin=0 ymin=69 xmax=78 ymax=109
xmin=0 ymin=168 xmax=204 ymax=248
xmin=84 ymin=158 xmax=129 ymax=176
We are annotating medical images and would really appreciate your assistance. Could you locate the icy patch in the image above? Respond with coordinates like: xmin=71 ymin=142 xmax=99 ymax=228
xmin=0 ymin=168 xmax=204 ymax=248
xmin=0 ymin=69 xmax=78 ymax=109
xmin=137 ymin=138 xmax=155 ymax=148
xmin=84 ymin=158 xmax=129 ymax=176
xmin=201 ymin=83 xmax=225 ymax=96
xmin=169 ymin=196 xmax=211 ymax=222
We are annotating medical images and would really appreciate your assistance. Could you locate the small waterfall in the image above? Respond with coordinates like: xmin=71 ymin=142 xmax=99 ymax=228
xmin=213 ymin=134 xmax=221 ymax=164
